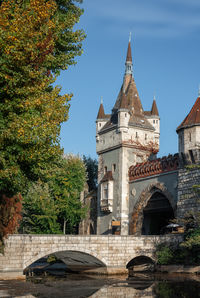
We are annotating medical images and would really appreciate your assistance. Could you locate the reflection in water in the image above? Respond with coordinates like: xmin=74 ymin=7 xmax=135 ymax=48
xmin=0 ymin=274 xmax=200 ymax=297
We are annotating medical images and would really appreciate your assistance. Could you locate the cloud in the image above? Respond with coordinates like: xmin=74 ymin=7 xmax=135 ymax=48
xmin=85 ymin=0 xmax=200 ymax=38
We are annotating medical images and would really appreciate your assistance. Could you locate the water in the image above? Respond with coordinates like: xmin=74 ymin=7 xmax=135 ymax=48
xmin=0 ymin=273 xmax=200 ymax=297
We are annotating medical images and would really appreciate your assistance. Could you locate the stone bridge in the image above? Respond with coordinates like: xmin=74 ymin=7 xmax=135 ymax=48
xmin=0 ymin=234 xmax=182 ymax=278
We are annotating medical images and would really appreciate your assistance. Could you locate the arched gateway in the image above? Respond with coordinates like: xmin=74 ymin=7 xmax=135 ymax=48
xmin=129 ymin=183 xmax=176 ymax=235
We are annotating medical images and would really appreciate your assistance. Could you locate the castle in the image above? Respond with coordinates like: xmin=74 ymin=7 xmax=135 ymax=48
xmin=95 ymin=39 xmax=200 ymax=236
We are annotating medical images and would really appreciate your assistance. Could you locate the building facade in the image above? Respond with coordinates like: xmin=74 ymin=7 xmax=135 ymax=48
xmin=96 ymin=40 xmax=200 ymax=236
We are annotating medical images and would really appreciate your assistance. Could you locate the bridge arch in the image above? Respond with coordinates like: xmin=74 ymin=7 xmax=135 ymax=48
xmin=129 ymin=182 xmax=176 ymax=235
xmin=24 ymin=247 xmax=107 ymax=270
xmin=126 ymin=255 xmax=155 ymax=269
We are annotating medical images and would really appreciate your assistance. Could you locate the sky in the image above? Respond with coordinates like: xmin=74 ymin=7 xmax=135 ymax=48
xmin=57 ymin=0 xmax=200 ymax=159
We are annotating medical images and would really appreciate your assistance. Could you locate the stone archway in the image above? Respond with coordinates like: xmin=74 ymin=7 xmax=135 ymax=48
xmin=129 ymin=182 xmax=176 ymax=235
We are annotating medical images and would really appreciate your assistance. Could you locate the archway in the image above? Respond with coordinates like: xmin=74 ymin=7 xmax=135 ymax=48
xmin=130 ymin=183 xmax=176 ymax=235
xmin=126 ymin=256 xmax=155 ymax=274
xmin=142 ymin=191 xmax=174 ymax=235
xmin=24 ymin=250 xmax=106 ymax=275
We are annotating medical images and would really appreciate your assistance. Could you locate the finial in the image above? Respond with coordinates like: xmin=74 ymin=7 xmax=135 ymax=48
xmin=101 ymin=96 xmax=103 ymax=104
xmin=198 ymin=85 xmax=200 ymax=97
xmin=153 ymin=94 xmax=156 ymax=101
xmin=129 ymin=32 xmax=132 ymax=43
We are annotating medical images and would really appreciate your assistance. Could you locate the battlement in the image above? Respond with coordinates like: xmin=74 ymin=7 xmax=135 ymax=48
xmin=129 ymin=154 xmax=180 ymax=181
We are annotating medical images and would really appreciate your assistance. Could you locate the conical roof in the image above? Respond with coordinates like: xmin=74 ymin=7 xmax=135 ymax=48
xmin=97 ymin=103 xmax=105 ymax=119
xmin=119 ymin=92 xmax=128 ymax=109
xmin=177 ymin=96 xmax=200 ymax=131
xmin=151 ymin=99 xmax=159 ymax=116
xmin=126 ymin=41 xmax=132 ymax=62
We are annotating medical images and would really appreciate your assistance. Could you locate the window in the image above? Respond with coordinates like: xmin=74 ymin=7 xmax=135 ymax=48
xmin=125 ymin=113 xmax=127 ymax=118
xmin=156 ymin=120 xmax=158 ymax=124
xmin=104 ymin=166 xmax=107 ymax=174
xmin=153 ymin=120 xmax=155 ymax=124
xmin=136 ymin=132 xmax=138 ymax=138
xmin=189 ymin=132 xmax=192 ymax=142
xmin=112 ymin=164 xmax=116 ymax=172
xmin=145 ymin=134 xmax=147 ymax=140
xmin=103 ymin=183 xmax=108 ymax=199
xmin=99 ymin=123 xmax=101 ymax=127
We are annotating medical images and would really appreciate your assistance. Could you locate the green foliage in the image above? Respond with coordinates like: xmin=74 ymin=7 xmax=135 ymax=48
xmin=0 ymin=0 xmax=85 ymax=237
xmin=155 ymin=282 xmax=174 ymax=298
xmin=0 ymin=0 xmax=85 ymax=196
xmin=51 ymin=155 xmax=87 ymax=233
xmin=47 ymin=254 xmax=58 ymax=264
xmin=21 ymin=181 xmax=61 ymax=234
xmin=21 ymin=155 xmax=87 ymax=234
xmin=83 ymin=155 xmax=98 ymax=191
xmin=156 ymin=244 xmax=174 ymax=265
xmin=181 ymin=228 xmax=200 ymax=249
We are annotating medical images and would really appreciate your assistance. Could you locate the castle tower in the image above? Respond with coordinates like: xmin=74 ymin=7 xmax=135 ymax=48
xmin=176 ymin=91 xmax=200 ymax=156
xmin=96 ymin=38 xmax=160 ymax=235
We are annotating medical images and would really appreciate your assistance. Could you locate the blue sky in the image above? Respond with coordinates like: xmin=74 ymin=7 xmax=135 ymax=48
xmin=57 ymin=0 xmax=200 ymax=159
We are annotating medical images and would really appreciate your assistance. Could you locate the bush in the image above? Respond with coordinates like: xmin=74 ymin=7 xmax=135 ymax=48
xmin=156 ymin=244 xmax=174 ymax=265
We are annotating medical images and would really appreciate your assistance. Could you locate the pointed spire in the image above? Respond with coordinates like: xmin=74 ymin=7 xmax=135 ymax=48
xmin=129 ymin=32 xmax=132 ymax=42
xmin=97 ymin=100 xmax=105 ymax=119
xmin=126 ymin=40 xmax=132 ymax=63
xmin=151 ymin=96 xmax=159 ymax=116
xmin=119 ymin=91 xmax=128 ymax=109
xmin=125 ymin=35 xmax=133 ymax=76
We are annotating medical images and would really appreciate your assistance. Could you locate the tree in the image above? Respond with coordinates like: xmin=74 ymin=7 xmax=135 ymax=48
xmin=21 ymin=155 xmax=87 ymax=234
xmin=0 ymin=194 xmax=22 ymax=246
xmin=50 ymin=155 xmax=87 ymax=233
xmin=83 ymin=156 xmax=98 ymax=192
xmin=0 ymin=0 xmax=85 ymax=195
xmin=0 ymin=0 xmax=85 ymax=237
xmin=21 ymin=181 xmax=61 ymax=234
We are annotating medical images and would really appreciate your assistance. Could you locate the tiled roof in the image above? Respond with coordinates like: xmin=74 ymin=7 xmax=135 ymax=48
xmin=97 ymin=103 xmax=110 ymax=119
xmin=177 ymin=96 xmax=200 ymax=131
xmin=129 ymin=154 xmax=180 ymax=181
xmin=101 ymin=171 xmax=113 ymax=182
xmin=97 ymin=40 xmax=155 ymax=132
xmin=151 ymin=99 xmax=159 ymax=116
xmin=126 ymin=41 xmax=132 ymax=62
xmin=119 ymin=92 xmax=128 ymax=109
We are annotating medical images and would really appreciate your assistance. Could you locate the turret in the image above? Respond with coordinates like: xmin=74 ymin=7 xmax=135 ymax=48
xmin=96 ymin=100 xmax=108 ymax=135
xmin=176 ymin=89 xmax=200 ymax=155
xmin=144 ymin=96 xmax=160 ymax=148
xmin=117 ymin=92 xmax=130 ymax=133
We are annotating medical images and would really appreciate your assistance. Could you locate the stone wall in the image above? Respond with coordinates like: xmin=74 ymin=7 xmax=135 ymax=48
xmin=177 ymin=165 xmax=200 ymax=219
xmin=0 ymin=234 xmax=182 ymax=277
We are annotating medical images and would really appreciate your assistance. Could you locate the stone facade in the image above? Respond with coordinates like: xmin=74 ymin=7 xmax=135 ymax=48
xmin=96 ymin=40 xmax=160 ymax=236
xmin=177 ymin=165 xmax=200 ymax=219
xmin=0 ymin=234 xmax=182 ymax=277
xmin=79 ymin=188 xmax=97 ymax=235
xmin=96 ymin=39 xmax=200 ymax=236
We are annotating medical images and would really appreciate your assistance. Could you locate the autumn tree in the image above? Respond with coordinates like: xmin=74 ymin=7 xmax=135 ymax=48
xmin=0 ymin=0 xmax=85 ymax=238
